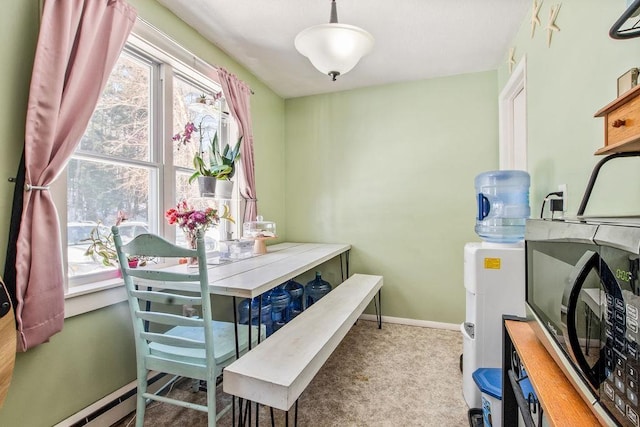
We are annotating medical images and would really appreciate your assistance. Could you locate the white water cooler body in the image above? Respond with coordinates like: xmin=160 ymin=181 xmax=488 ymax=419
xmin=461 ymin=241 xmax=526 ymax=409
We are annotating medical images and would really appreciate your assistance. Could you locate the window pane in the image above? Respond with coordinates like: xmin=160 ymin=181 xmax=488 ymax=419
xmin=77 ymin=53 xmax=151 ymax=162
xmin=176 ymin=170 xmax=201 ymax=201
xmin=173 ymin=77 xmax=222 ymax=170
xmin=67 ymin=158 xmax=152 ymax=278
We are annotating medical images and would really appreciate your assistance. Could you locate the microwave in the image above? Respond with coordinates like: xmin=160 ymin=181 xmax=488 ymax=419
xmin=526 ymin=218 xmax=640 ymax=426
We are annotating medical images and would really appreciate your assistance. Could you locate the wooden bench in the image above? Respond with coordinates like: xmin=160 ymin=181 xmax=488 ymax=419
xmin=222 ymin=273 xmax=383 ymax=420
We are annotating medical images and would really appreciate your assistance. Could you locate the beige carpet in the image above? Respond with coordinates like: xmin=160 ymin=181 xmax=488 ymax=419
xmin=114 ymin=320 xmax=468 ymax=426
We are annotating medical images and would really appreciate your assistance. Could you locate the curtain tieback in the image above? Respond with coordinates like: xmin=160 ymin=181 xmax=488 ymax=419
xmin=24 ymin=183 xmax=50 ymax=191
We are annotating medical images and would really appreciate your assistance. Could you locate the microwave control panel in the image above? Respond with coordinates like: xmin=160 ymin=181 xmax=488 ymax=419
xmin=601 ymin=252 xmax=640 ymax=427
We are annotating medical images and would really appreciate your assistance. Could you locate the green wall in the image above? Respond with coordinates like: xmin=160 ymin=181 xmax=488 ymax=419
xmin=284 ymin=72 xmax=499 ymax=323
xmin=497 ymin=0 xmax=640 ymax=215
xmin=0 ymin=1 xmax=285 ymax=425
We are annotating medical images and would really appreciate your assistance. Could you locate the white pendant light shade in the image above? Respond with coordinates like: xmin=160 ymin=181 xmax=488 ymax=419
xmin=295 ymin=23 xmax=374 ymax=80
xmin=294 ymin=1 xmax=374 ymax=81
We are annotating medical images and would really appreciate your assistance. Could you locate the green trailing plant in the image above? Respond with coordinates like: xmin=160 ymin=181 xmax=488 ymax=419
xmin=83 ymin=219 xmax=150 ymax=267
xmin=83 ymin=221 xmax=118 ymax=267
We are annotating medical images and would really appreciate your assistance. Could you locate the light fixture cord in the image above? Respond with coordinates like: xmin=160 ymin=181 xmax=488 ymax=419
xmin=330 ymin=0 xmax=338 ymax=23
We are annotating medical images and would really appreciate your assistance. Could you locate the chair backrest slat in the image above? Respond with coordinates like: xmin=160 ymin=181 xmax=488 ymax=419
xmin=130 ymin=289 xmax=202 ymax=307
xmin=136 ymin=311 xmax=204 ymax=328
xmin=121 ymin=233 xmax=195 ymax=258
xmin=126 ymin=268 xmax=201 ymax=283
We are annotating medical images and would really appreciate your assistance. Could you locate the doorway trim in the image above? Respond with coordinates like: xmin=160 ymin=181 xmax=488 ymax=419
xmin=499 ymin=56 xmax=527 ymax=170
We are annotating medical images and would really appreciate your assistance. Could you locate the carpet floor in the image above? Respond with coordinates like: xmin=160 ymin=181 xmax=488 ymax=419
xmin=114 ymin=320 xmax=468 ymax=426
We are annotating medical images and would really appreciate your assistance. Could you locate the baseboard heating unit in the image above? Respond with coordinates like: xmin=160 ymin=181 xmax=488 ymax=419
xmin=54 ymin=372 xmax=172 ymax=427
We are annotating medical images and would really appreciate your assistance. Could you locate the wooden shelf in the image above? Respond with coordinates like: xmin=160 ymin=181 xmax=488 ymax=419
xmin=594 ymin=137 xmax=640 ymax=155
xmin=594 ymin=84 xmax=640 ymax=155
xmin=504 ymin=320 xmax=601 ymax=426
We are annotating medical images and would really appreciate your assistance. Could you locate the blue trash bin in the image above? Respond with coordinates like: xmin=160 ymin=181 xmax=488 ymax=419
xmin=472 ymin=367 xmax=539 ymax=427
xmin=472 ymin=368 xmax=502 ymax=427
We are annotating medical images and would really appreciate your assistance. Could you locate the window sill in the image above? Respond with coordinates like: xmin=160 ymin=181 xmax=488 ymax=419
xmin=64 ymin=277 xmax=126 ymax=318
xmin=63 ymin=261 xmax=178 ymax=318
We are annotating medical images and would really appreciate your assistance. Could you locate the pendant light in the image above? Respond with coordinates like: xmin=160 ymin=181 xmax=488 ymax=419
xmin=294 ymin=0 xmax=374 ymax=81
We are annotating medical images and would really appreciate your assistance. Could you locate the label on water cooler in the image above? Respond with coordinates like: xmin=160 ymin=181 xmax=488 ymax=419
xmin=484 ymin=257 xmax=501 ymax=269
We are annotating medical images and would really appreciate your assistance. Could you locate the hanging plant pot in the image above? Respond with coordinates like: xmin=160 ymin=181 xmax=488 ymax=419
xmin=215 ymin=179 xmax=234 ymax=199
xmin=198 ymin=176 xmax=217 ymax=197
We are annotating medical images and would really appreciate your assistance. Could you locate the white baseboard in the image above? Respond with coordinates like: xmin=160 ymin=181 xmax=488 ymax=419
xmin=359 ymin=314 xmax=460 ymax=331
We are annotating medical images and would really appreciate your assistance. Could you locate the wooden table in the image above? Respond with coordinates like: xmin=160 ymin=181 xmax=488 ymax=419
xmin=148 ymin=242 xmax=351 ymax=298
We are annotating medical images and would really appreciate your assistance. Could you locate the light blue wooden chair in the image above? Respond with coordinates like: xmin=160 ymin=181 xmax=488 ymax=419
xmin=112 ymin=226 xmax=262 ymax=427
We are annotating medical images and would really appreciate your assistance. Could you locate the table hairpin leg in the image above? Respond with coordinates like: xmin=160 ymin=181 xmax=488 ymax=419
xmin=374 ymin=289 xmax=382 ymax=329
xmin=339 ymin=250 xmax=350 ymax=281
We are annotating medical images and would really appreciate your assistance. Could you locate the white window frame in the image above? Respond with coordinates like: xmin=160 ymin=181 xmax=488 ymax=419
xmin=56 ymin=19 xmax=241 ymax=317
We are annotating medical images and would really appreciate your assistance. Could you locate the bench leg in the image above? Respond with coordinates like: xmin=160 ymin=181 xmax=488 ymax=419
xmin=284 ymin=400 xmax=299 ymax=427
xmin=237 ymin=398 xmax=251 ymax=427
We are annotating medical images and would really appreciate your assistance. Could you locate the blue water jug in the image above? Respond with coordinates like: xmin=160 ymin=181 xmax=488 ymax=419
xmin=237 ymin=298 xmax=252 ymax=325
xmin=237 ymin=293 xmax=273 ymax=337
xmin=270 ymin=286 xmax=291 ymax=332
xmin=305 ymin=271 xmax=332 ymax=308
xmin=475 ymin=170 xmax=530 ymax=243
xmin=283 ymin=279 xmax=304 ymax=319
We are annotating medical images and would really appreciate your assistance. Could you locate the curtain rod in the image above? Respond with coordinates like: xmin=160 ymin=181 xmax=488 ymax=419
xmin=134 ymin=17 xmax=255 ymax=95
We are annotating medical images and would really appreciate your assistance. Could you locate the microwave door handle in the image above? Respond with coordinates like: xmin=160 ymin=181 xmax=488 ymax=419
xmin=564 ymin=251 xmax=603 ymax=390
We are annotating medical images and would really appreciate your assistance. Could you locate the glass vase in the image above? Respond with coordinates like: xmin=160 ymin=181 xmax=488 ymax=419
xmin=187 ymin=233 xmax=198 ymax=267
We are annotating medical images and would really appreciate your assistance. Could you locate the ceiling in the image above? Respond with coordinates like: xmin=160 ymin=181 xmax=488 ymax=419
xmin=157 ymin=0 xmax=530 ymax=99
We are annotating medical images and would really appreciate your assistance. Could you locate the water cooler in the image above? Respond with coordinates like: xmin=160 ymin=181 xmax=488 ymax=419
xmin=461 ymin=241 xmax=525 ymax=409
xmin=462 ymin=170 xmax=529 ymax=412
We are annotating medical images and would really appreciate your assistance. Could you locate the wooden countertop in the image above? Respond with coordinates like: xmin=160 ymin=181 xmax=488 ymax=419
xmin=505 ymin=320 xmax=601 ymax=426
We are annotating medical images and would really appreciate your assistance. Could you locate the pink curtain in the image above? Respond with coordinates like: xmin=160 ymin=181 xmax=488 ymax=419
xmin=14 ymin=0 xmax=136 ymax=351
xmin=217 ymin=68 xmax=258 ymax=222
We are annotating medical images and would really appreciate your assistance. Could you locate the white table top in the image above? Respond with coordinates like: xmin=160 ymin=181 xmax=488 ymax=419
xmin=148 ymin=242 xmax=351 ymax=298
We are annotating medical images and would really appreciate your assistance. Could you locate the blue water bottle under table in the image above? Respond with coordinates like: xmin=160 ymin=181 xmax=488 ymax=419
xmin=237 ymin=298 xmax=252 ymax=325
xmin=305 ymin=271 xmax=332 ymax=308
xmin=283 ymin=279 xmax=304 ymax=319
xmin=270 ymin=285 xmax=291 ymax=332
xmin=237 ymin=292 xmax=273 ymax=337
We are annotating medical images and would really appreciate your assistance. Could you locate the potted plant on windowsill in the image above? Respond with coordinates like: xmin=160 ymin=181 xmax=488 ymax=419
xmin=82 ymin=214 xmax=149 ymax=269
xmin=193 ymin=131 xmax=241 ymax=198
xmin=173 ymin=121 xmax=241 ymax=199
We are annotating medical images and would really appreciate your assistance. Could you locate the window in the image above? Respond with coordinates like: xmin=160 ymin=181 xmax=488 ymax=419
xmin=58 ymin=24 xmax=241 ymax=299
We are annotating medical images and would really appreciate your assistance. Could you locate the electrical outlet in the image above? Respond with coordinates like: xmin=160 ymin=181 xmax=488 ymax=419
xmin=558 ymin=184 xmax=567 ymax=215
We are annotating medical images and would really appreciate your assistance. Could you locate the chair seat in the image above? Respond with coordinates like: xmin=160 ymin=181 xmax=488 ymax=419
xmin=149 ymin=321 xmax=265 ymax=366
